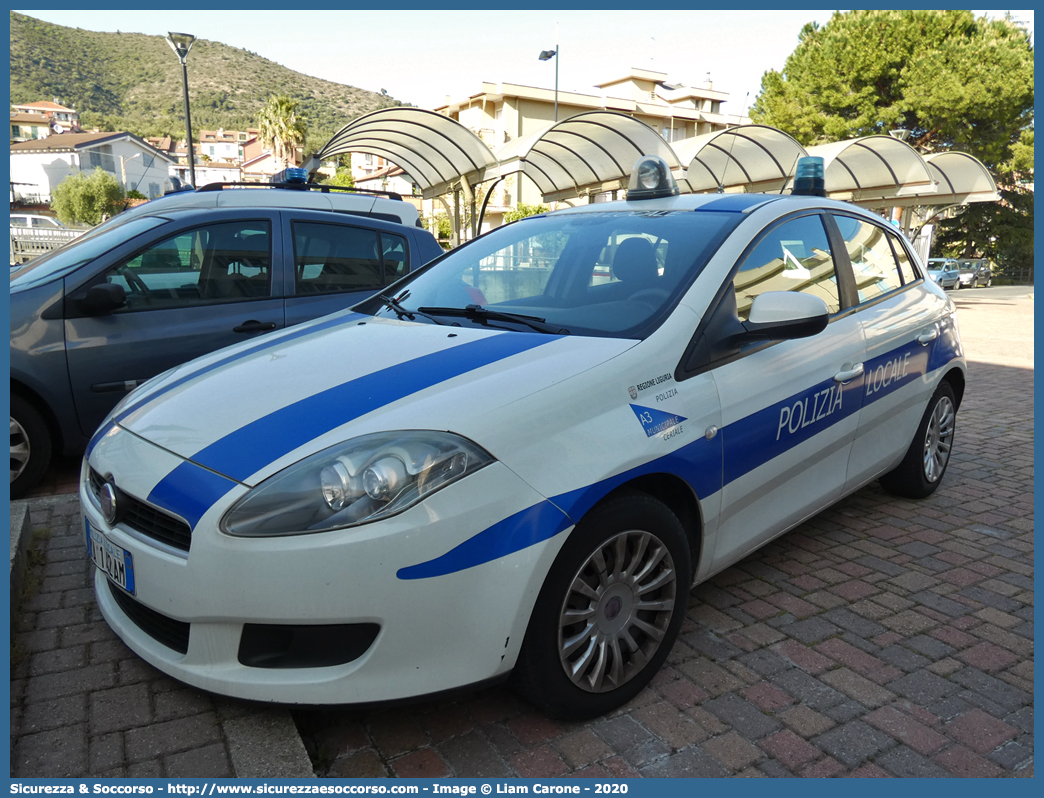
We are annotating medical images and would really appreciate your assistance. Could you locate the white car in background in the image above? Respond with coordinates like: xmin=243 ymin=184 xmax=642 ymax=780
xmin=82 ymin=157 xmax=966 ymax=719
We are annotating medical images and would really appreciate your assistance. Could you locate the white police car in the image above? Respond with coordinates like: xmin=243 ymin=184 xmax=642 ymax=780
xmin=82 ymin=157 xmax=964 ymax=719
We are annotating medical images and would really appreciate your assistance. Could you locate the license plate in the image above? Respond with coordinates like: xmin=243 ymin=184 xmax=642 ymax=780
xmin=85 ymin=520 xmax=135 ymax=595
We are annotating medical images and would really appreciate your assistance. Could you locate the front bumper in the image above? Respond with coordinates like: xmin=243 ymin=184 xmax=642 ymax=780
xmin=82 ymin=433 xmax=571 ymax=704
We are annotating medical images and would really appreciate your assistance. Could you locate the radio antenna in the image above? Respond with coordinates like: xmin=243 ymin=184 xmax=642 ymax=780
xmin=718 ymin=91 xmax=749 ymax=193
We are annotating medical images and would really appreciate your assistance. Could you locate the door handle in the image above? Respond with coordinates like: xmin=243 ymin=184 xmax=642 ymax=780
xmin=918 ymin=327 xmax=939 ymax=345
xmin=233 ymin=320 xmax=277 ymax=334
xmin=834 ymin=362 xmax=864 ymax=383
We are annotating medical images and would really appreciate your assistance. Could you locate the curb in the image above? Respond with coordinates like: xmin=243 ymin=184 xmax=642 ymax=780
xmin=224 ymin=710 xmax=315 ymax=778
xmin=9 ymin=501 xmax=32 ymax=624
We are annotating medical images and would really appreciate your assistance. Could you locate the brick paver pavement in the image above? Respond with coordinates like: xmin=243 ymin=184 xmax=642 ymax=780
xmin=9 ymin=495 xmax=274 ymax=777
xmin=294 ymin=288 xmax=1034 ymax=778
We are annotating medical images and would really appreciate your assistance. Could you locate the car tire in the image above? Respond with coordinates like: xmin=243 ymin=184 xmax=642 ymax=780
xmin=879 ymin=381 xmax=956 ymax=499
xmin=10 ymin=395 xmax=52 ymax=500
xmin=954 ymin=280 xmax=961 ymax=290
xmin=986 ymin=277 xmax=992 ymax=287
xmin=513 ymin=493 xmax=691 ymax=719
xmin=971 ymin=279 xmax=978 ymax=289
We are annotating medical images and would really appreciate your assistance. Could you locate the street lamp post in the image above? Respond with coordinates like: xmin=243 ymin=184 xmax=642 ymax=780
xmin=165 ymin=32 xmax=197 ymax=187
xmin=538 ymin=26 xmax=559 ymax=122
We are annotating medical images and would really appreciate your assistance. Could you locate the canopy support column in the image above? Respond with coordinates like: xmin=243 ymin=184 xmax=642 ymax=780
xmin=477 ymin=178 xmax=504 ymax=232
xmin=451 ymin=188 xmax=461 ymax=248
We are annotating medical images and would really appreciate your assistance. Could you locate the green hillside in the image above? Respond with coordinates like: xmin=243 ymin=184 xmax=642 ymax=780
xmin=10 ymin=12 xmax=407 ymax=155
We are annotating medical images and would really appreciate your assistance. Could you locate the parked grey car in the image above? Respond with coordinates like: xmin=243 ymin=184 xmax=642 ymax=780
xmin=926 ymin=258 xmax=960 ymax=290
xmin=957 ymin=258 xmax=993 ymax=288
xmin=10 ymin=186 xmax=443 ymax=497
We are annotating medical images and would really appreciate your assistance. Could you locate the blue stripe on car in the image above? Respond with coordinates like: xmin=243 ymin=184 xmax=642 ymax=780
xmin=147 ymin=461 xmax=240 ymax=531
xmin=398 ymin=341 xmax=951 ymax=580
xmin=396 ymin=501 xmax=573 ymax=580
xmin=146 ymin=332 xmax=560 ymax=523
xmin=86 ymin=421 xmax=116 ymax=460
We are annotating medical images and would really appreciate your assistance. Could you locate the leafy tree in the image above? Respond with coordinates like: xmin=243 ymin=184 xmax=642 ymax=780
xmin=751 ymin=11 xmax=1033 ymax=164
xmin=503 ymin=203 xmax=551 ymax=224
xmin=751 ymin=10 xmax=1033 ymax=274
xmin=257 ymin=94 xmax=308 ymax=167
xmin=934 ymin=127 xmax=1034 ymax=276
xmin=51 ymin=168 xmax=125 ymax=225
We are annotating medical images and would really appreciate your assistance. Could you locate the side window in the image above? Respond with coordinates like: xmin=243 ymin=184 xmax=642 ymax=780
xmin=294 ymin=222 xmax=383 ymax=296
xmin=734 ymin=215 xmax=839 ymax=320
xmin=833 ymin=215 xmax=904 ymax=303
xmin=891 ymin=238 xmax=919 ymax=284
xmin=382 ymin=233 xmax=408 ymax=282
xmin=106 ymin=221 xmax=272 ymax=311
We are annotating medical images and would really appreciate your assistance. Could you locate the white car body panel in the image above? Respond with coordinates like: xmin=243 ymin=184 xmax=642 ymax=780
xmin=81 ymin=188 xmax=967 ymax=705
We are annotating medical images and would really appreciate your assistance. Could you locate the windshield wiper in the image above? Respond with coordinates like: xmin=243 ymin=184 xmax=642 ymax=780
xmin=418 ymin=304 xmax=568 ymax=335
xmin=378 ymin=294 xmax=443 ymax=325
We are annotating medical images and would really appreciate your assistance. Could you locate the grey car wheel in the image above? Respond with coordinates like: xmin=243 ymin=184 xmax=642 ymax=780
xmin=880 ymin=381 xmax=957 ymax=499
xmin=10 ymin=395 xmax=52 ymax=499
xmin=11 ymin=416 xmax=31 ymax=483
xmin=557 ymin=528 xmax=678 ymax=693
xmin=513 ymin=494 xmax=690 ymax=718
xmin=922 ymin=393 xmax=956 ymax=483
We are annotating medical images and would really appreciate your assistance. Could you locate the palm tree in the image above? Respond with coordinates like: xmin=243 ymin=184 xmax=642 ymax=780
xmin=257 ymin=95 xmax=307 ymax=168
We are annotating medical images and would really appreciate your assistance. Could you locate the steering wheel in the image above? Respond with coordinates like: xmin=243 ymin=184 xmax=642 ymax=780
xmin=116 ymin=266 xmax=152 ymax=301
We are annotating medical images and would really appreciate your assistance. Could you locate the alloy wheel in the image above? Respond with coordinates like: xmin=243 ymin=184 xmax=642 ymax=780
xmin=557 ymin=529 xmax=677 ymax=693
xmin=923 ymin=395 xmax=955 ymax=483
xmin=11 ymin=416 xmax=31 ymax=483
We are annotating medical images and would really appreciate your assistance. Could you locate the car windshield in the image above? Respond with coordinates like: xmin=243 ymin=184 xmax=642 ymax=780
xmin=10 ymin=215 xmax=169 ymax=289
xmin=358 ymin=210 xmax=740 ymax=339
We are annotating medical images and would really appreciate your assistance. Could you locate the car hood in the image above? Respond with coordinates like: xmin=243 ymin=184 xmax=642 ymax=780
xmin=112 ymin=310 xmax=637 ymax=486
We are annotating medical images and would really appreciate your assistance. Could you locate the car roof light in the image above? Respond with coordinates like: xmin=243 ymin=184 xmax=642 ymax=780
xmin=791 ymin=156 xmax=826 ymax=197
xmin=273 ymin=167 xmax=309 ymax=186
xmin=627 ymin=155 xmax=680 ymax=200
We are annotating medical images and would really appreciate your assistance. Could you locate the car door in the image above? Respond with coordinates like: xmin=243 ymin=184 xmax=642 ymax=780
xmin=283 ymin=215 xmax=412 ymax=326
xmin=63 ymin=214 xmax=285 ymax=436
xmin=829 ymin=214 xmax=942 ymax=491
xmin=708 ymin=212 xmax=867 ymax=571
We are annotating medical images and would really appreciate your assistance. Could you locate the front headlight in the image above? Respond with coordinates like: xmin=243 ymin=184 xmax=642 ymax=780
xmin=221 ymin=431 xmax=494 ymax=537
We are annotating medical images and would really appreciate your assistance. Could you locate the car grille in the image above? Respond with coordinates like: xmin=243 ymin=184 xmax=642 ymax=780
xmin=89 ymin=468 xmax=192 ymax=552
xmin=107 ymin=580 xmax=190 ymax=655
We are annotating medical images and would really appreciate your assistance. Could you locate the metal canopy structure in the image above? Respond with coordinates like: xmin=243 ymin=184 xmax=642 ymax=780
xmin=804 ymin=135 xmax=936 ymax=204
xmin=908 ymin=151 xmax=1000 ymax=207
xmin=674 ymin=125 xmax=808 ymax=194
xmin=490 ymin=111 xmax=681 ymax=203
xmin=314 ymin=113 xmax=1001 ymax=243
xmin=316 ymin=107 xmax=497 ymax=199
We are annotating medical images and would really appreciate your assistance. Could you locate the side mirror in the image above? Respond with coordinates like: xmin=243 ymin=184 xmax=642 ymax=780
xmin=742 ymin=291 xmax=829 ymax=340
xmin=81 ymin=282 xmax=127 ymax=315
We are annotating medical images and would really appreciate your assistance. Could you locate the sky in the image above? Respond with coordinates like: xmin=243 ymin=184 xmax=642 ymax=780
xmin=14 ymin=9 xmax=1035 ymax=116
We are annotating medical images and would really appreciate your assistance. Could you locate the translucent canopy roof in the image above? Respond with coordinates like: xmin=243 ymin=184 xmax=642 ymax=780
xmin=913 ymin=151 xmax=1000 ymax=207
xmin=673 ymin=125 xmax=808 ymax=194
xmin=804 ymin=135 xmax=936 ymax=202
xmin=315 ymin=113 xmax=998 ymax=214
xmin=491 ymin=111 xmax=680 ymax=202
xmin=316 ymin=107 xmax=497 ymax=198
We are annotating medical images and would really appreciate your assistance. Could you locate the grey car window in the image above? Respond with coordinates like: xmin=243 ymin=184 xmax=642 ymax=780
xmin=105 ymin=221 xmax=273 ymax=310
xmin=833 ymin=215 xmax=904 ymax=302
xmin=10 ymin=216 xmax=168 ymax=290
xmin=292 ymin=222 xmax=384 ymax=295
xmin=735 ymin=215 xmax=840 ymax=319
